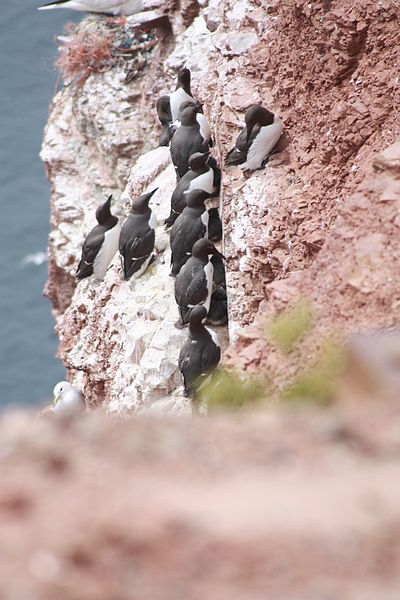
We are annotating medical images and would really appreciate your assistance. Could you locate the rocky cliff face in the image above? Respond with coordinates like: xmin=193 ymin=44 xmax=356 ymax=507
xmin=42 ymin=0 xmax=400 ymax=410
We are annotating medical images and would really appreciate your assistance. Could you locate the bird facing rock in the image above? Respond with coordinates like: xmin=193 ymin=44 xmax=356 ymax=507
xmin=76 ymin=195 xmax=121 ymax=281
xmin=38 ymin=0 xmax=150 ymax=15
xmin=174 ymin=238 xmax=224 ymax=326
xmin=207 ymin=207 xmax=222 ymax=242
xmin=226 ymin=104 xmax=282 ymax=171
xmin=207 ymin=287 xmax=228 ymax=326
xmin=52 ymin=381 xmax=84 ymax=416
xmin=165 ymin=152 xmax=217 ymax=228
xmin=178 ymin=304 xmax=221 ymax=398
xmin=119 ymin=188 xmax=158 ymax=280
xmin=170 ymin=189 xmax=212 ymax=277
xmin=170 ymin=104 xmax=209 ymax=179
xmin=156 ymin=96 xmax=176 ymax=147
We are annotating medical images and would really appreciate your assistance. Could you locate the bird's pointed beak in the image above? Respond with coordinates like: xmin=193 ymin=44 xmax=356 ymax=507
xmin=105 ymin=194 xmax=113 ymax=209
xmin=148 ymin=187 xmax=159 ymax=198
xmin=53 ymin=393 xmax=60 ymax=406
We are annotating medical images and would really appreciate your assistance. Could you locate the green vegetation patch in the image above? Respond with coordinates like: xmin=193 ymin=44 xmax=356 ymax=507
xmin=281 ymin=339 xmax=346 ymax=406
xmin=268 ymin=299 xmax=313 ymax=353
xmin=198 ymin=370 xmax=269 ymax=412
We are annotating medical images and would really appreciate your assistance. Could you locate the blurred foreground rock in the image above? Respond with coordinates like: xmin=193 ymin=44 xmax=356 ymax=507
xmin=1 ymin=399 xmax=400 ymax=599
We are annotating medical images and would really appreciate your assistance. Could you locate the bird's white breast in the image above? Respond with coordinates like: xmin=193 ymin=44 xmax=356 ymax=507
xmin=196 ymin=113 xmax=212 ymax=143
xmin=53 ymin=389 xmax=83 ymax=416
xmin=206 ymin=326 xmax=219 ymax=348
xmin=93 ymin=221 xmax=121 ymax=280
xmin=201 ymin=209 xmax=210 ymax=237
xmin=188 ymin=168 xmax=214 ymax=194
xmin=241 ymin=115 xmax=283 ymax=171
xmin=203 ymin=260 xmax=214 ymax=313
xmin=170 ymin=88 xmax=195 ymax=122
xmin=149 ymin=209 xmax=158 ymax=230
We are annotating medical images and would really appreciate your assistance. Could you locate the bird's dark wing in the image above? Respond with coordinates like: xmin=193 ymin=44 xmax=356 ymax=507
xmin=200 ymin=338 xmax=221 ymax=374
xmin=159 ymin=123 xmax=176 ymax=147
xmin=76 ymin=228 xmax=104 ymax=280
xmin=178 ymin=340 xmax=195 ymax=396
xmin=225 ymin=126 xmax=248 ymax=165
xmin=121 ymin=228 xmax=155 ymax=280
xmin=174 ymin=228 xmax=205 ymax=274
xmin=207 ymin=288 xmax=228 ymax=326
xmin=171 ymin=128 xmax=210 ymax=178
xmin=167 ymin=175 xmax=191 ymax=224
xmin=157 ymin=97 xmax=172 ymax=125
xmin=171 ymin=214 xmax=206 ymax=268
xmin=129 ymin=228 xmax=155 ymax=259
xmin=207 ymin=208 xmax=222 ymax=242
xmin=185 ymin=268 xmax=208 ymax=306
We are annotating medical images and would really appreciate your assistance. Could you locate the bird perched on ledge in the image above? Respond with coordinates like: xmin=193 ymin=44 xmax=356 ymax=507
xmin=38 ymin=0 xmax=154 ymax=15
xmin=76 ymin=195 xmax=121 ymax=281
xmin=226 ymin=104 xmax=282 ymax=171
xmin=170 ymin=189 xmax=212 ymax=277
xmin=156 ymin=96 xmax=176 ymax=147
xmin=52 ymin=381 xmax=85 ymax=416
xmin=165 ymin=152 xmax=218 ymax=228
xmin=178 ymin=304 xmax=220 ymax=398
xmin=174 ymin=238 xmax=225 ymax=326
xmin=119 ymin=188 xmax=158 ymax=280
xmin=170 ymin=104 xmax=210 ymax=179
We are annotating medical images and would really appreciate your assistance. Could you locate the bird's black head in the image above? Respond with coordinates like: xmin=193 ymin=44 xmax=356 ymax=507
xmin=185 ymin=189 xmax=212 ymax=208
xmin=192 ymin=238 xmax=224 ymax=262
xmin=189 ymin=151 xmax=210 ymax=171
xmin=176 ymin=67 xmax=191 ymax=93
xmin=156 ymin=96 xmax=172 ymax=124
xmin=245 ymin=104 xmax=275 ymax=141
xmin=96 ymin=195 xmax=116 ymax=225
xmin=180 ymin=104 xmax=202 ymax=126
xmin=189 ymin=304 xmax=208 ymax=329
xmin=178 ymin=99 xmax=200 ymax=120
xmin=130 ymin=188 xmax=158 ymax=215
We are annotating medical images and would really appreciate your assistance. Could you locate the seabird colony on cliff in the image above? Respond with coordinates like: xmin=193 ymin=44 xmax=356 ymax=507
xmin=40 ymin=4 xmax=283 ymax=410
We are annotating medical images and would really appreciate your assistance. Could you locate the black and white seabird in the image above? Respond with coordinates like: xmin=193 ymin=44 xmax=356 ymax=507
xmin=119 ymin=188 xmax=158 ymax=280
xmin=76 ymin=195 xmax=121 ymax=281
xmin=208 ymin=288 xmax=228 ymax=326
xmin=170 ymin=68 xmax=213 ymax=146
xmin=170 ymin=104 xmax=209 ymax=179
xmin=156 ymin=96 xmax=176 ymax=147
xmin=207 ymin=207 xmax=222 ymax=242
xmin=52 ymin=381 xmax=84 ymax=416
xmin=178 ymin=304 xmax=221 ymax=398
xmin=178 ymin=100 xmax=213 ymax=148
xmin=169 ymin=67 xmax=196 ymax=123
xmin=226 ymin=104 xmax=282 ymax=171
xmin=165 ymin=152 xmax=217 ymax=227
xmin=211 ymin=253 xmax=226 ymax=289
xmin=174 ymin=238 xmax=224 ymax=326
xmin=38 ymin=0 xmax=148 ymax=15
xmin=170 ymin=189 xmax=212 ymax=277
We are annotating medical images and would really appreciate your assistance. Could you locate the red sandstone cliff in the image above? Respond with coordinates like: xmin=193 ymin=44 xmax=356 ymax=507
xmin=41 ymin=0 xmax=400 ymax=409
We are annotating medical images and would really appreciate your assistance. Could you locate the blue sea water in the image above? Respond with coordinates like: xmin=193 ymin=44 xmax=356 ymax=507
xmin=0 ymin=1 xmax=78 ymax=406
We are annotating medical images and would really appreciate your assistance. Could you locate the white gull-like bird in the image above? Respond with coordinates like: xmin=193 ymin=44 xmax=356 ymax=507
xmin=38 ymin=0 xmax=158 ymax=16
